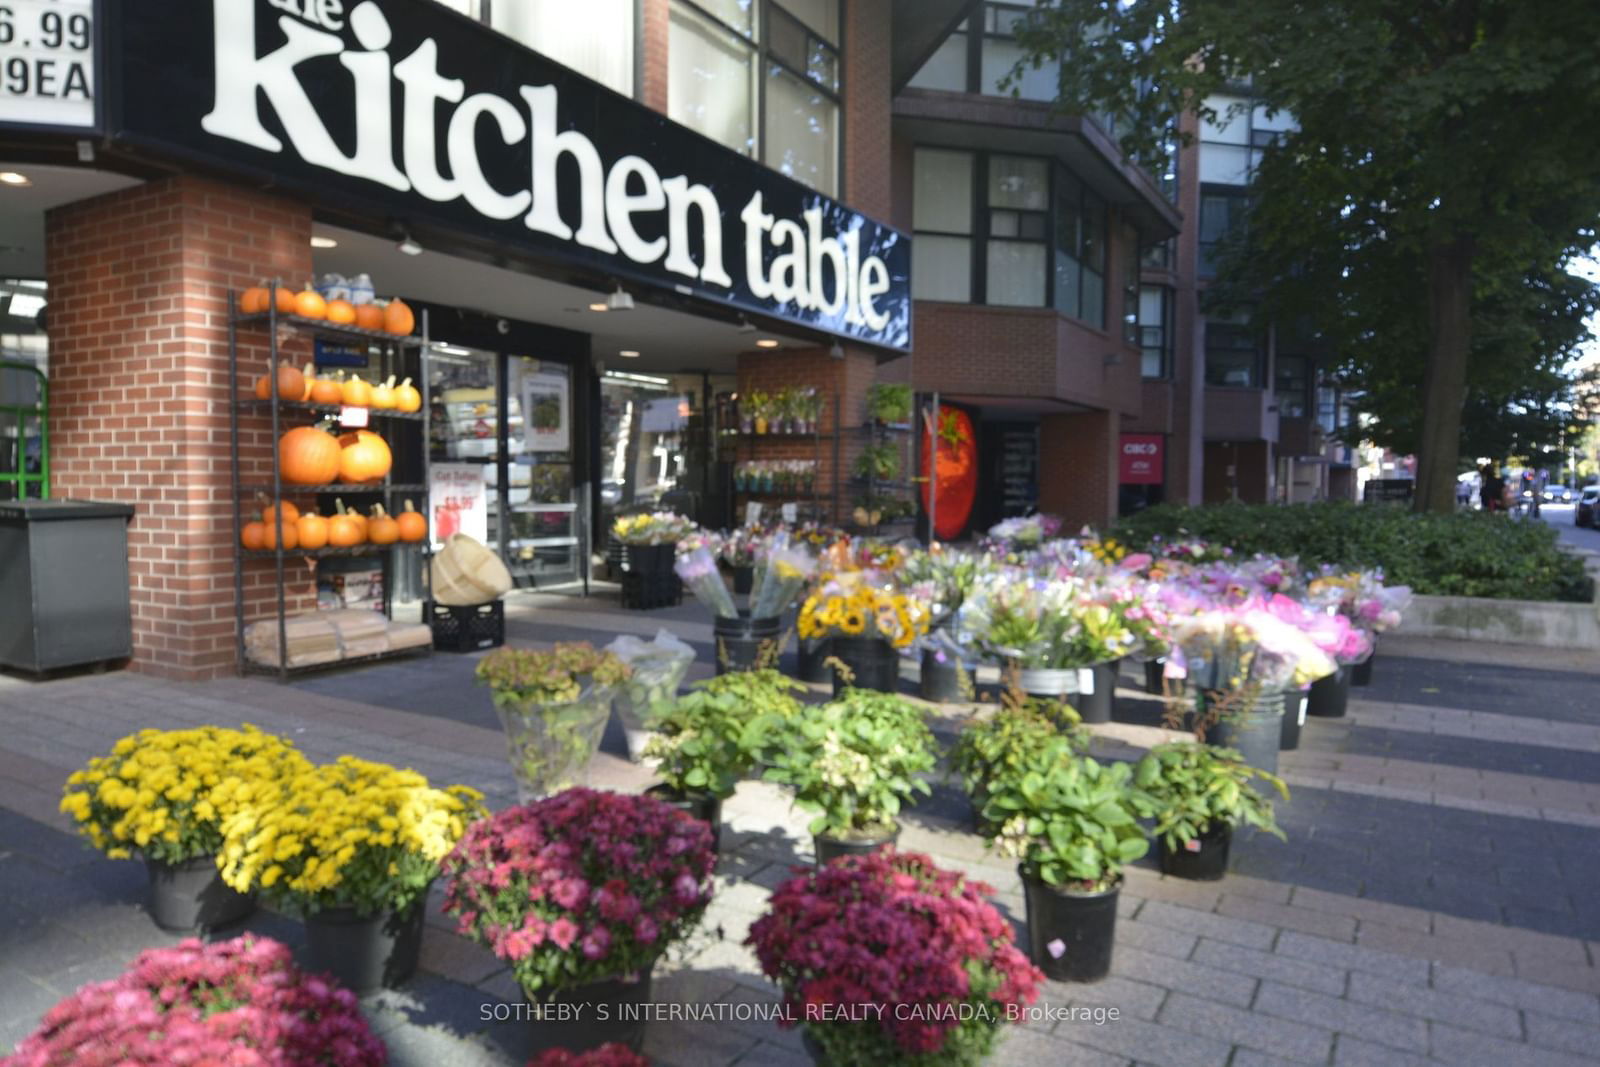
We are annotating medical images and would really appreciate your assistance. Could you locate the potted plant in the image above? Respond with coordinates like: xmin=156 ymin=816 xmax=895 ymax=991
xmin=762 ymin=687 xmax=937 ymax=865
xmin=979 ymin=735 xmax=1150 ymax=982
xmin=6 ymin=935 xmax=385 ymax=1065
xmin=747 ymin=850 xmax=1044 ymax=1066
xmin=746 ymin=389 xmax=772 ymax=434
xmin=867 ymin=382 xmax=913 ymax=425
xmin=797 ymin=571 xmax=929 ymax=693
xmin=948 ymin=692 xmax=1084 ymax=833
xmin=218 ymin=755 xmax=485 ymax=993
xmin=441 ymin=788 xmax=715 ymax=1054
xmin=59 ymin=725 xmax=311 ymax=932
xmin=477 ymin=642 xmax=633 ymax=800
xmin=532 ymin=1046 xmax=650 ymax=1067
xmin=1133 ymin=741 xmax=1288 ymax=881
xmin=642 ymin=669 xmax=802 ymax=850
xmin=853 ymin=441 xmax=901 ymax=483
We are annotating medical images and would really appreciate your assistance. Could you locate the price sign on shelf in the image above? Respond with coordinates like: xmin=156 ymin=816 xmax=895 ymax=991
xmin=338 ymin=405 xmax=369 ymax=428
xmin=0 ymin=0 xmax=95 ymax=129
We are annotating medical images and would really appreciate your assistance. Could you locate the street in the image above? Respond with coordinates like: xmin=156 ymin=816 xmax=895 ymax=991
xmin=1533 ymin=503 xmax=1600 ymax=561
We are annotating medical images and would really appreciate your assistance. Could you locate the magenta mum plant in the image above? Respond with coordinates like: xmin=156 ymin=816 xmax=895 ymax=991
xmin=440 ymin=787 xmax=715 ymax=996
xmin=529 ymin=1046 xmax=649 ymax=1067
xmin=4 ymin=935 xmax=384 ymax=1066
xmin=747 ymin=851 xmax=1043 ymax=1065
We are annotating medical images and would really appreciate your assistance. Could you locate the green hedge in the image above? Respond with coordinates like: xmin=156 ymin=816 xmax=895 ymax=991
xmin=1110 ymin=502 xmax=1591 ymax=603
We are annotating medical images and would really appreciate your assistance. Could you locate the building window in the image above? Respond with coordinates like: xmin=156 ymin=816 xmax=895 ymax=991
xmin=1139 ymin=286 xmax=1170 ymax=379
xmin=906 ymin=19 xmax=967 ymax=92
xmin=1276 ymin=355 xmax=1310 ymax=417
xmin=986 ymin=155 xmax=1050 ymax=307
xmin=1054 ymin=170 xmax=1106 ymax=328
xmin=1204 ymin=308 xmax=1261 ymax=387
xmin=1198 ymin=187 xmax=1248 ymax=276
xmin=1317 ymin=385 xmax=1340 ymax=435
xmin=980 ymin=3 xmax=1057 ymax=101
xmin=1122 ymin=231 xmax=1141 ymax=347
xmin=668 ymin=1 xmax=841 ymax=196
xmin=912 ymin=148 xmax=975 ymax=302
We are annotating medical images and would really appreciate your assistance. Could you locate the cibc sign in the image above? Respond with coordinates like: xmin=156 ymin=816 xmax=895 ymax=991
xmin=1119 ymin=434 xmax=1164 ymax=485
xmin=109 ymin=0 xmax=911 ymax=351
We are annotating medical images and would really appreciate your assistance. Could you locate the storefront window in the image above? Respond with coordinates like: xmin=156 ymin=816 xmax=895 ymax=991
xmin=490 ymin=0 xmax=635 ymax=97
xmin=2 ymin=279 xmax=50 ymax=499
xmin=912 ymin=148 xmax=974 ymax=302
xmin=600 ymin=371 xmax=731 ymax=534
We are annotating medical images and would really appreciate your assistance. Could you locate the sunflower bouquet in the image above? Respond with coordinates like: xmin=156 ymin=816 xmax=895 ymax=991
xmin=797 ymin=571 xmax=930 ymax=650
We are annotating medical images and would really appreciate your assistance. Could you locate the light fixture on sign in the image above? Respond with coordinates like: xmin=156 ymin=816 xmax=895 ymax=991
xmin=588 ymin=301 xmax=608 ymax=312
xmin=828 ymin=342 xmax=845 ymax=360
xmin=0 ymin=172 xmax=31 ymax=187
xmin=606 ymin=284 xmax=634 ymax=311
xmin=397 ymin=232 xmax=423 ymax=256
xmin=310 ymin=235 xmax=339 ymax=249
xmin=8 ymin=293 xmax=45 ymax=319
xmin=619 ymin=349 xmax=640 ymax=358
xmin=756 ymin=338 xmax=780 ymax=349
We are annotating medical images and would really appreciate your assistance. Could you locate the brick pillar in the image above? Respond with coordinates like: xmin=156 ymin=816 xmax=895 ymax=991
xmin=1038 ymin=410 xmax=1117 ymax=531
xmin=843 ymin=0 xmax=892 ymax=218
xmin=640 ymin=0 xmax=668 ymax=113
xmin=45 ymin=175 xmax=315 ymax=680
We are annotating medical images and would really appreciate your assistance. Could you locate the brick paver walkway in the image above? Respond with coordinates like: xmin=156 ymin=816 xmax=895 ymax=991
xmin=1 ymin=593 xmax=1597 ymax=1066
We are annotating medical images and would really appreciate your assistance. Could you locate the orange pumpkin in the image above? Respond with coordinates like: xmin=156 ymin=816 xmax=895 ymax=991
xmin=274 ymin=284 xmax=297 ymax=315
xmin=254 ymin=360 xmax=305 ymax=402
xmin=341 ymin=376 xmax=373 ymax=407
xmin=294 ymin=288 xmax=328 ymax=320
xmin=310 ymin=374 xmax=344 ymax=406
xmin=278 ymin=425 xmax=341 ymax=485
xmin=296 ymin=512 xmax=329 ymax=550
xmin=299 ymin=362 xmax=316 ymax=402
xmin=354 ymin=303 xmax=384 ymax=331
xmin=239 ymin=286 xmax=269 ymax=314
xmin=396 ymin=499 xmax=427 ymax=542
xmin=335 ymin=498 xmax=369 ymax=541
xmin=327 ymin=512 xmax=364 ymax=547
xmin=337 ymin=429 xmax=392 ymax=483
xmin=369 ymin=375 xmax=397 ymax=410
xmin=394 ymin=377 xmax=422 ymax=413
xmin=367 ymin=505 xmax=400 ymax=545
xmin=240 ymin=521 xmax=266 ymax=550
xmin=382 ymin=298 xmax=415 ymax=336
xmin=326 ymin=299 xmax=357 ymax=325
xmin=262 ymin=500 xmax=300 ymax=525
xmin=260 ymin=519 xmax=299 ymax=551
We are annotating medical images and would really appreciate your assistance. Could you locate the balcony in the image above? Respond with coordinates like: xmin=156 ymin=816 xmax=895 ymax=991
xmin=1203 ymin=386 xmax=1278 ymax=443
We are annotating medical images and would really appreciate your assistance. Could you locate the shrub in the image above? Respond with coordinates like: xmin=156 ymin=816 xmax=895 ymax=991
xmin=1112 ymin=502 xmax=1589 ymax=602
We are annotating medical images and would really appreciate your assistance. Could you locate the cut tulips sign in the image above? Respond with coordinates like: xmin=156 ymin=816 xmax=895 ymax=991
xmin=111 ymin=0 xmax=912 ymax=351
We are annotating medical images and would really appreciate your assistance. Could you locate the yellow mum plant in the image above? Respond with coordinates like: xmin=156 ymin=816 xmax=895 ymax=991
xmin=219 ymin=755 xmax=486 ymax=918
xmin=59 ymin=725 xmax=311 ymax=865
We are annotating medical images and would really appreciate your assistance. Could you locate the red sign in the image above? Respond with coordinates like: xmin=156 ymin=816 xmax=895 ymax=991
xmin=1119 ymin=434 xmax=1164 ymax=485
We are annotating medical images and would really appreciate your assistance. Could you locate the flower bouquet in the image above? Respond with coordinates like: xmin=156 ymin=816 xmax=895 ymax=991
xmin=748 ymin=527 xmax=818 ymax=619
xmin=441 ymin=788 xmax=714 ymax=1050
xmin=798 ymin=569 xmax=929 ymax=691
xmin=4 ymin=936 xmax=385 ymax=1067
xmin=673 ymin=538 xmax=739 ymax=619
xmin=477 ymin=643 xmax=633 ymax=801
xmin=746 ymin=851 xmax=1043 ymax=1066
xmin=611 ymin=510 xmax=695 ymax=546
xmin=59 ymin=724 xmax=311 ymax=931
xmin=603 ymin=629 xmax=697 ymax=761
xmin=982 ymin=513 xmax=1063 ymax=557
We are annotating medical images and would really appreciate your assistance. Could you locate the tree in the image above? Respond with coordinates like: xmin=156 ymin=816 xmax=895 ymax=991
xmin=1011 ymin=1 xmax=1600 ymax=512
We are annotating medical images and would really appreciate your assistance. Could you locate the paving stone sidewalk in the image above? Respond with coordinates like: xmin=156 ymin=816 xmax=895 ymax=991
xmin=1 ymin=598 xmax=1598 ymax=1066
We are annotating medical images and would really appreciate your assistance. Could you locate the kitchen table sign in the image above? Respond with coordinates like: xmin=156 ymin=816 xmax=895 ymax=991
xmin=0 ymin=0 xmax=95 ymax=129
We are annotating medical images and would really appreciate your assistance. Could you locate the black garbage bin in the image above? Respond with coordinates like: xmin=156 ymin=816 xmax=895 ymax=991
xmin=0 ymin=499 xmax=134 ymax=672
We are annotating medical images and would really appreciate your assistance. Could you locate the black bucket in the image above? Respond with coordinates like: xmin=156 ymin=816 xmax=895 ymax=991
xmin=1351 ymin=643 xmax=1376 ymax=687
xmin=1071 ymin=659 xmax=1119 ymax=723
xmin=1205 ymin=689 xmax=1285 ymax=777
xmin=1308 ymin=666 xmax=1351 ymax=718
xmin=528 ymin=968 xmax=654 ymax=1054
xmin=1280 ymin=689 xmax=1308 ymax=751
xmin=1156 ymin=822 xmax=1232 ymax=881
xmin=830 ymin=637 xmax=899 ymax=695
xmin=796 ymin=638 xmax=833 ymax=683
xmin=646 ymin=784 xmax=723 ymax=853
xmin=302 ymin=901 xmax=425 ymax=994
xmin=732 ymin=565 xmax=754 ymax=595
xmin=714 ymin=612 xmax=782 ymax=674
xmin=1021 ymin=870 xmax=1119 ymax=982
xmin=814 ymin=823 xmax=899 ymax=866
xmin=1144 ymin=659 xmax=1165 ymax=695
xmin=920 ymin=647 xmax=964 ymax=702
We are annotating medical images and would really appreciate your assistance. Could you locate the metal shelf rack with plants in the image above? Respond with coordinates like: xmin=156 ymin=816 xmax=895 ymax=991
xmin=227 ymin=282 xmax=433 ymax=680
xmin=851 ymin=383 xmax=917 ymax=536
xmin=722 ymin=390 xmax=841 ymax=526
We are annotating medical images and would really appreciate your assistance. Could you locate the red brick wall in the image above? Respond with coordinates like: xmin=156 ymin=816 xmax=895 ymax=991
xmin=640 ymin=0 xmax=668 ymax=112
xmin=844 ymin=0 xmax=893 ymax=219
xmin=45 ymin=175 xmax=316 ymax=680
xmin=1038 ymin=410 xmax=1117 ymax=531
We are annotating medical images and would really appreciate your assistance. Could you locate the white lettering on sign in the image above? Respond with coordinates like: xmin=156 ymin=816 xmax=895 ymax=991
xmin=1123 ymin=442 xmax=1159 ymax=455
xmin=0 ymin=0 xmax=95 ymax=129
xmin=200 ymin=0 xmax=893 ymax=331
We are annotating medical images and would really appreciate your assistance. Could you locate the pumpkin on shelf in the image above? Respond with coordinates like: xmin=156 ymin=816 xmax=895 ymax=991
xmin=327 ymin=510 xmax=364 ymax=547
xmin=294 ymin=287 xmax=328 ymax=320
xmin=253 ymin=360 xmax=305 ymax=402
xmin=309 ymin=373 xmax=344 ymax=406
xmin=354 ymin=303 xmax=384 ymax=331
xmin=273 ymin=284 xmax=297 ymax=315
xmin=325 ymin=298 xmax=357 ymax=325
xmin=238 ymin=286 xmax=269 ymax=314
xmin=382 ymin=298 xmax=415 ymax=336
xmin=296 ymin=511 xmax=330 ymax=550
xmin=394 ymin=377 xmax=422 ymax=413
xmin=240 ymin=521 xmax=266 ymax=550
xmin=367 ymin=505 xmax=400 ymax=545
xmin=337 ymin=429 xmax=392 ymax=483
xmin=340 ymin=375 xmax=373 ymax=407
xmin=259 ymin=518 xmax=299 ymax=551
xmin=278 ymin=425 xmax=341 ymax=486
xmin=335 ymin=499 xmax=369 ymax=542
xmin=370 ymin=375 xmax=397 ymax=410
xmin=396 ymin=499 xmax=427 ymax=542
xmin=261 ymin=500 xmax=300 ymax=526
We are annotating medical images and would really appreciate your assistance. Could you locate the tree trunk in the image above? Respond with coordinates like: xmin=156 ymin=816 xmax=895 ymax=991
xmin=1413 ymin=239 xmax=1474 ymax=514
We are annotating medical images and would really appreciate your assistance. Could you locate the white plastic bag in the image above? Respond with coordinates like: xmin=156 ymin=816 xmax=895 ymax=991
xmin=605 ymin=629 xmax=696 ymax=761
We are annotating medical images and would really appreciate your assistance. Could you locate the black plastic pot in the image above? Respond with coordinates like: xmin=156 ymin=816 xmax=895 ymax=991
xmin=1144 ymin=659 xmax=1165 ymax=695
xmin=1020 ymin=869 xmax=1119 ymax=982
xmin=732 ymin=565 xmax=754 ymax=596
xmin=527 ymin=967 xmax=655 ymax=1054
xmin=144 ymin=855 xmax=254 ymax=932
xmin=645 ymin=784 xmax=723 ymax=853
xmin=830 ymin=636 xmax=899 ymax=695
xmin=1204 ymin=688 xmax=1286 ymax=777
xmin=1307 ymin=666 xmax=1351 ymax=718
xmin=1088 ymin=659 xmax=1122 ymax=722
xmin=1351 ymin=643 xmax=1376 ymax=687
xmin=1156 ymin=822 xmax=1232 ymax=881
xmin=919 ymin=647 xmax=964 ymax=702
xmin=302 ymin=900 xmax=425 ymax=994
xmin=622 ymin=544 xmax=681 ymax=610
xmin=796 ymin=638 xmax=832 ymax=683
xmin=714 ymin=612 xmax=782 ymax=675
xmin=1280 ymin=689 xmax=1308 ymax=751
xmin=814 ymin=822 xmax=899 ymax=866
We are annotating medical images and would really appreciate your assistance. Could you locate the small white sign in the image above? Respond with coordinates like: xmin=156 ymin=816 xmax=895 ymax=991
xmin=0 ymin=1 xmax=95 ymax=129
xmin=781 ymin=502 xmax=798 ymax=524
xmin=338 ymin=405 xmax=369 ymax=428
xmin=745 ymin=501 xmax=763 ymax=527
xmin=428 ymin=463 xmax=488 ymax=547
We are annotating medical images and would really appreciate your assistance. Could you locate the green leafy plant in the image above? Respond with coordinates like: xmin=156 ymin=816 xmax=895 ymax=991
xmin=979 ymin=737 xmax=1151 ymax=892
xmin=867 ymin=383 xmax=913 ymax=424
xmin=644 ymin=670 xmax=805 ymax=799
xmin=762 ymin=688 xmax=938 ymax=839
xmin=1133 ymin=741 xmax=1288 ymax=851
xmin=949 ymin=693 xmax=1085 ymax=809
xmin=853 ymin=442 xmax=901 ymax=482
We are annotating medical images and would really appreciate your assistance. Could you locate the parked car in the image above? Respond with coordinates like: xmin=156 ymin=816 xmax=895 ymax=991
xmin=1576 ymin=486 xmax=1600 ymax=526
xmin=1543 ymin=485 xmax=1574 ymax=504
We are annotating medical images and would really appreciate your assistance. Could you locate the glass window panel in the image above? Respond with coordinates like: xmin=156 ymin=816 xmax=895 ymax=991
xmin=912 ymin=235 xmax=972 ymax=301
xmin=907 ymin=31 xmax=967 ymax=91
xmin=987 ymin=241 xmax=1046 ymax=306
xmin=988 ymin=156 xmax=1048 ymax=210
xmin=989 ymin=210 xmax=1019 ymax=237
xmin=492 ymin=0 xmax=634 ymax=96
xmin=764 ymin=66 xmax=838 ymax=195
xmin=981 ymin=38 xmax=1056 ymax=101
xmin=808 ymin=44 xmax=838 ymax=91
xmin=1139 ymin=286 xmax=1165 ymax=326
xmin=669 ymin=4 xmax=757 ymax=155
xmin=1080 ymin=267 xmax=1104 ymax=328
xmin=1018 ymin=213 xmax=1047 ymax=240
xmin=1053 ymin=249 xmax=1080 ymax=318
xmin=774 ymin=0 xmax=837 ymax=45
xmin=913 ymin=149 xmax=973 ymax=233
xmin=1055 ymin=171 xmax=1082 ymax=254
xmin=768 ymin=9 xmax=811 ymax=73
xmin=1200 ymin=94 xmax=1252 ymax=143
xmin=1080 ymin=192 xmax=1106 ymax=272
xmin=1252 ymin=104 xmax=1296 ymax=133
xmin=1200 ymin=142 xmax=1252 ymax=184
xmin=433 ymin=0 xmax=481 ymax=15
xmin=694 ymin=0 xmax=756 ymax=36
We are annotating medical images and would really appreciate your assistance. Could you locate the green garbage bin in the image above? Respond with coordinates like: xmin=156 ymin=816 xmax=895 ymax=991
xmin=0 ymin=499 xmax=134 ymax=672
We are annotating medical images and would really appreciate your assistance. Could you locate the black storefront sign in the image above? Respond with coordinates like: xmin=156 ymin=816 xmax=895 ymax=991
xmin=107 ymin=0 xmax=911 ymax=351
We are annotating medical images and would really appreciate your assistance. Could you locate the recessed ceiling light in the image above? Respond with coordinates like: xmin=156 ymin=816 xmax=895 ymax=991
xmin=588 ymin=302 xmax=608 ymax=312
xmin=755 ymin=338 xmax=780 ymax=348
xmin=397 ymin=233 xmax=423 ymax=256
xmin=0 ymin=171 xmax=31 ymax=187
xmin=619 ymin=349 xmax=641 ymax=358
xmin=310 ymin=235 xmax=338 ymax=249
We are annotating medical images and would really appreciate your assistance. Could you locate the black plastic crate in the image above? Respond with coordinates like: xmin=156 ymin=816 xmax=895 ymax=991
xmin=425 ymin=599 xmax=505 ymax=653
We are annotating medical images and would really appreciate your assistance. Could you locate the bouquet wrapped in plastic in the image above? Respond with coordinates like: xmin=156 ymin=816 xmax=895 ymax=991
xmin=604 ymin=629 xmax=697 ymax=761
xmin=749 ymin=529 xmax=818 ymax=619
xmin=674 ymin=541 xmax=738 ymax=619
